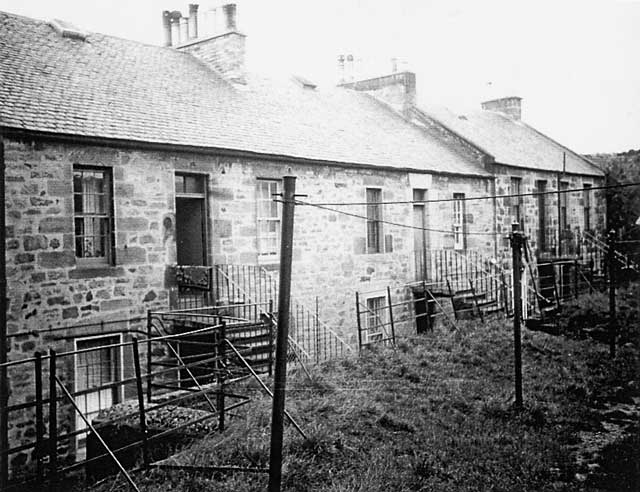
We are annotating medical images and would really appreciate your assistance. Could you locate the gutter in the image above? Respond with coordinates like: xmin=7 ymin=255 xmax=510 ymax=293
xmin=0 ymin=126 xmax=492 ymax=180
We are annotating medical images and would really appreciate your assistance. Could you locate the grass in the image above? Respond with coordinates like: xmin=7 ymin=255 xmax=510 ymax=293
xmin=88 ymin=286 xmax=639 ymax=492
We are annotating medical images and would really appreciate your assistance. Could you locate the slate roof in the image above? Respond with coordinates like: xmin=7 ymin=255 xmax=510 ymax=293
xmin=0 ymin=11 xmax=489 ymax=177
xmin=420 ymin=106 xmax=603 ymax=177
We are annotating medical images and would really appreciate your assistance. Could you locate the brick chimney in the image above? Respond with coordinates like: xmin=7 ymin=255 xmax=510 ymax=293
xmin=481 ymin=96 xmax=522 ymax=120
xmin=339 ymin=70 xmax=416 ymax=117
xmin=166 ymin=3 xmax=246 ymax=84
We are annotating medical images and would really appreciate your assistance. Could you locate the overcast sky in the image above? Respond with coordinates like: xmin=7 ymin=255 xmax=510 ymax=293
xmin=1 ymin=0 xmax=638 ymax=154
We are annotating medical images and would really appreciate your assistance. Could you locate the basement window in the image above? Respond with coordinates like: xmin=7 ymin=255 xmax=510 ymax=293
xmin=74 ymin=335 xmax=122 ymax=461
xmin=73 ymin=166 xmax=114 ymax=265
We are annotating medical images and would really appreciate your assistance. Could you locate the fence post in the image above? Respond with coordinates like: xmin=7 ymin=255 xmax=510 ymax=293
xmin=268 ymin=175 xmax=297 ymax=492
xmin=510 ymin=224 xmax=524 ymax=410
xmin=607 ymin=230 xmax=617 ymax=358
xmin=131 ymin=338 xmax=149 ymax=468
xmin=48 ymin=349 xmax=57 ymax=492
xmin=217 ymin=321 xmax=226 ymax=433
xmin=355 ymin=292 xmax=363 ymax=351
xmin=315 ymin=296 xmax=320 ymax=364
xmin=422 ymin=279 xmax=431 ymax=332
xmin=268 ymin=299 xmax=274 ymax=377
xmin=35 ymin=352 xmax=44 ymax=487
xmin=386 ymin=286 xmax=396 ymax=345
xmin=146 ymin=310 xmax=153 ymax=403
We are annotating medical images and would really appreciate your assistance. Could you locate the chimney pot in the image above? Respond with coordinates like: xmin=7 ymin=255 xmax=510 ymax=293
xmin=170 ymin=13 xmax=181 ymax=46
xmin=188 ymin=4 xmax=199 ymax=39
xmin=162 ymin=10 xmax=172 ymax=47
xmin=223 ymin=3 xmax=237 ymax=31
xmin=179 ymin=17 xmax=189 ymax=43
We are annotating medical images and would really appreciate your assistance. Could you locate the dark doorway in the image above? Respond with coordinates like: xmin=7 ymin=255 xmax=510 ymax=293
xmin=176 ymin=198 xmax=206 ymax=265
xmin=174 ymin=173 xmax=207 ymax=266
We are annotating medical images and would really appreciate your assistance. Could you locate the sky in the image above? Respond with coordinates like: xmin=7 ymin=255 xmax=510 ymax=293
xmin=0 ymin=0 xmax=638 ymax=154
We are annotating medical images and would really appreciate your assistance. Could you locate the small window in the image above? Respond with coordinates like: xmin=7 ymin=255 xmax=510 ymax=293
xmin=256 ymin=179 xmax=281 ymax=259
xmin=366 ymin=188 xmax=383 ymax=253
xmin=583 ymin=184 xmax=592 ymax=232
xmin=73 ymin=167 xmax=113 ymax=265
xmin=559 ymin=181 xmax=569 ymax=231
xmin=365 ymin=296 xmax=386 ymax=341
xmin=74 ymin=335 xmax=122 ymax=460
xmin=175 ymin=173 xmax=205 ymax=196
xmin=509 ymin=177 xmax=523 ymax=227
xmin=452 ymin=193 xmax=466 ymax=250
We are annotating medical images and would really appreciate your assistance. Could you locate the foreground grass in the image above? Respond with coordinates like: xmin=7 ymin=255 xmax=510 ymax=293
xmin=90 ymin=290 xmax=639 ymax=492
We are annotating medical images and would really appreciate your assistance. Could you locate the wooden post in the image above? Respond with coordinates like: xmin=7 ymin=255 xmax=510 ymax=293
xmin=386 ymin=286 xmax=396 ymax=345
xmin=268 ymin=299 xmax=274 ymax=377
xmin=268 ymin=176 xmax=296 ymax=492
xmin=132 ymin=338 xmax=149 ymax=468
xmin=355 ymin=292 xmax=363 ymax=351
xmin=573 ymin=260 xmax=579 ymax=299
xmin=48 ymin=350 xmax=58 ymax=491
xmin=607 ymin=230 xmax=617 ymax=358
xmin=510 ymin=224 xmax=524 ymax=409
xmin=35 ymin=352 xmax=44 ymax=487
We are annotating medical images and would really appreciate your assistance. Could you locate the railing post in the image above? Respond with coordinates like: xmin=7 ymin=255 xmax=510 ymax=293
xmin=607 ymin=230 xmax=617 ymax=358
xmin=132 ymin=338 xmax=149 ymax=468
xmin=573 ymin=260 xmax=579 ymax=299
xmin=48 ymin=349 xmax=57 ymax=492
xmin=268 ymin=300 xmax=274 ymax=377
xmin=146 ymin=311 xmax=153 ymax=403
xmin=217 ymin=321 xmax=226 ymax=433
xmin=35 ymin=352 xmax=44 ymax=487
xmin=355 ymin=292 xmax=363 ymax=351
xmin=386 ymin=286 xmax=396 ymax=346
xmin=315 ymin=296 xmax=320 ymax=363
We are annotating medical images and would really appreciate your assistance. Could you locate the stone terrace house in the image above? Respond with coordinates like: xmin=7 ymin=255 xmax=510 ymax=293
xmin=419 ymin=101 xmax=606 ymax=260
xmin=0 ymin=3 xmax=606 ymax=471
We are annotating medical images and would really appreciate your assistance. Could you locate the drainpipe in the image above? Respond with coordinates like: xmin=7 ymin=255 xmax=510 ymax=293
xmin=0 ymin=132 xmax=8 ymax=489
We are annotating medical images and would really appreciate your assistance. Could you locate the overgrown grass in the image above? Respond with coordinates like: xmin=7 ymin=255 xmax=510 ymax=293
xmin=88 ymin=287 xmax=639 ymax=492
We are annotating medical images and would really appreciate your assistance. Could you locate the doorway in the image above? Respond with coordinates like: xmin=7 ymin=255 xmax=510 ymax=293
xmin=175 ymin=174 xmax=207 ymax=266
xmin=412 ymin=189 xmax=429 ymax=280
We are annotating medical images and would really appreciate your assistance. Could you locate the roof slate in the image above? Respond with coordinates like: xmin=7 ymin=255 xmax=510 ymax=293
xmin=421 ymin=106 xmax=603 ymax=177
xmin=0 ymin=11 xmax=489 ymax=177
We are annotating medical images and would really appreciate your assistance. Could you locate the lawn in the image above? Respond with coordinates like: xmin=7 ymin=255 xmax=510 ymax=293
xmin=90 ymin=285 xmax=639 ymax=492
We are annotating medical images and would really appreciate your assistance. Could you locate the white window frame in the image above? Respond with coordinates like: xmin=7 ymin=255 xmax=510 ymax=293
xmin=256 ymin=179 xmax=281 ymax=261
xmin=365 ymin=295 xmax=387 ymax=342
xmin=73 ymin=166 xmax=114 ymax=266
xmin=452 ymin=193 xmax=466 ymax=250
xmin=73 ymin=334 xmax=123 ymax=460
xmin=366 ymin=188 xmax=383 ymax=254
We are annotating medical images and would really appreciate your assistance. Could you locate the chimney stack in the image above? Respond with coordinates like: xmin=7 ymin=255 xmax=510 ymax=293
xmin=167 ymin=3 xmax=246 ymax=84
xmin=481 ymin=96 xmax=522 ymax=120
xmin=188 ymin=4 xmax=199 ymax=39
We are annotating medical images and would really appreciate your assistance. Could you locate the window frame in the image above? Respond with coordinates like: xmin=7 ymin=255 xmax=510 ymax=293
xmin=256 ymin=178 xmax=282 ymax=261
xmin=559 ymin=181 xmax=570 ymax=231
xmin=452 ymin=193 xmax=466 ymax=250
xmin=509 ymin=177 xmax=523 ymax=227
xmin=366 ymin=188 xmax=383 ymax=254
xmin=73 ymin=166 xmax=115 ymax=267
xmin=583 ymin=183 xmax=592 ymax=232
xmin=73 ymin=334 xmax=123 ymax=460
xmin=365 ymin=295 xmax=387 ymax=342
